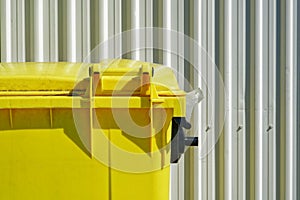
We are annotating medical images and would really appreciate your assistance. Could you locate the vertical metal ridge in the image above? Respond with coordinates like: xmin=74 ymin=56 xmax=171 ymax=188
xmin=17 ymin=0 xmax=25 ymax=61
xmin=255 ymin=0 xmax=270 ymax=199
xmin=162 ymin=0 xmax=171 ymax=67
xmin=255 ymin=1 xmax=263 ymax=198
xmin=286 ymin=0 xmax=297 ymax=199
xmin=184 ymin=1 xmax=194 ymax=199
xmin=178 ymin=155 xmax=185 ymax=200
xmin=163 ymin=0 xmax=178 ymax=68
xmin=1 ymin=0 xmax=18 ymax=62
xmin=81 ymin=0 xmax=90 ymax=62
xmin=297 ymin=0 xmax=300 ymax=199
xmin=237 ymin=0 xmax=247 ymax=199
xmin=58 ymin=0 xmax=66 ymax=61
xmin=268 ymin=0 xmax=277 ymax=199
xmin=145 ymin=0 xmax=153 ymax=62
xmin=215 ymin=0 xmax=225 ymax=199
xmin=66 ymin=0 xmax=82 ymax=62
xmin=275 ymin=1 xmax=282 ymax=199
xmin=90 ymin=0 xmax=114 ymax=61
xmin=194 ymin=0 xmax=208 ymax=199
xmin=170 ymin=162 xmax=179 ymax=200
xmin=245 ymin=0 xmax=255 ymax=199
xmin=24 ymin=0 xmax=32 ymax=61
xmin=121 ymin=0 xmax=131 ymax=59
xmin=224 ymin=0 xmax=238 ymax=199
xmin=57 ymin=0 xmax=84 ymax=61
xmin=249 ymin=1 xmax=257 ymax=199
xmin=33 ymin=0 xmax=50 ymax=61
xmin=177 ymin=0 xmax=184 ymax=88
xmin=114 ymin=0 xmax=122 ymax=58
xmin=207 ymin=0 xmax=216 ymax=199
xmin=279 ymin=0 xmax=287 ymax=199
xmin=183 ymin=1 xmax=196 ymax=200
xmin=152 ymin=0 xmax=163 ymax=64
xmin=90 ymin=0 xmax=99 ymax=55
xmin=131 ymin=0 xmax=146 ymax=61
xmin=49 ymin=0 xmax=58 ymax=61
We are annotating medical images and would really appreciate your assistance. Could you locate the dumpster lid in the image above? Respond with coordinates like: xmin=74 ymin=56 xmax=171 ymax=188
xmin=0 ymin=62 xmax=84 ymax=94
xmin=90 ymin=59 xmax=185 ymax=96
xmin=0 ymin=60 xmax=185 ymax=97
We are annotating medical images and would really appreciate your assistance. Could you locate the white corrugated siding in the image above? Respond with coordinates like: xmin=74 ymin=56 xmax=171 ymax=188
xmin=0 ymin=0 xmax=299 ymax=199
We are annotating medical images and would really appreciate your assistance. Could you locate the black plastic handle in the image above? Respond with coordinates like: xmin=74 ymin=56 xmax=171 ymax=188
xmin=171 ymin=117 xmax=198 ymax=163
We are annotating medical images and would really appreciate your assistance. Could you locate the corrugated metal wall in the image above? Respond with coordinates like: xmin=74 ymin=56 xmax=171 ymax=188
xmin=0 ymin=0 xmax=299 ymax=200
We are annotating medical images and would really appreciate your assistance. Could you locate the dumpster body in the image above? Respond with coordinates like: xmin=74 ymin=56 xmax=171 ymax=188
xmin=0 ymin=60 xmax=186 ymax=200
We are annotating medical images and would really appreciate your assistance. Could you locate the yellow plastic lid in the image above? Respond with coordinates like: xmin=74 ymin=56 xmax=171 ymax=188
xmin=92 ymin=59 xmax=185 ymax=97
xmin=0 ymin=60 xmax=185 ymax=97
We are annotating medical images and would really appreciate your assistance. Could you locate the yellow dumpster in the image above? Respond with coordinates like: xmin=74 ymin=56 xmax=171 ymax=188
xmin=0 ymin=59 xmax=189 ymax=200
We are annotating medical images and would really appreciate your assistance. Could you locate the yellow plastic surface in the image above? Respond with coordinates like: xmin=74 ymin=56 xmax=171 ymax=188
xmin=0 ymin=60 xmax=186 ymax=200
